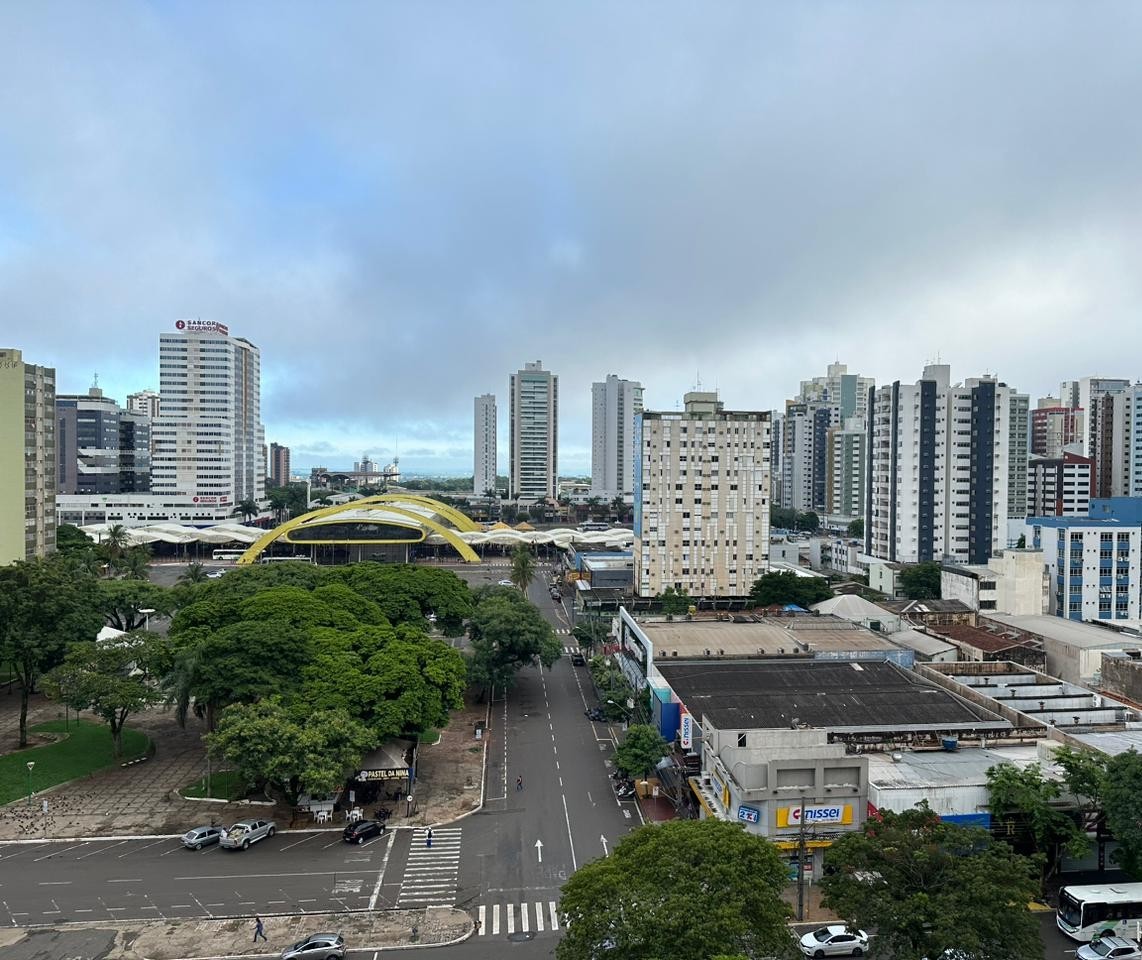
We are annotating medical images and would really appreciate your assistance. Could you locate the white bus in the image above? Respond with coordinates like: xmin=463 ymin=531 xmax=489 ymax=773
xmin=211 ymin=549 xmax=245 ymax=561
xmin=1057 ymin=882 xmax=1142 ymax=941
xmin=258 ymin=555 xmax=315 ymax=564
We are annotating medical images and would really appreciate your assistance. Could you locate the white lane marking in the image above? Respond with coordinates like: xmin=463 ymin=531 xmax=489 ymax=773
xmin=492 ymin=904 xmax=500 ymax=935
xmin=478 ymin=904 xmax=486 ymax=935
xmin=623 ymin=809 xmax=632 ymax=819
xmin=549 ymin=901 xmax=559 ymax=930
xmin=520 ymin=902 xmax=530 ymax=932
xmin=33 ymin=843 xmax=85 ymax=862
xmin=506 ymin=902 xmax=515 ymax=934
xmin=37 ymin=881 xmax=71 ymax=886
xmin=118 ymin=838 xmax=168 ymax=858
xmin=106 ymin=879 xmax=142 ymax=883
xmin=562 ymin=793 xmax=578 ymax=870
xmin=278 ymin=835 xmax=317 ymax=852
xmin=174 ymin=870 xmax=377 ymax=880
xmin=77 ymin=840 xmax=127 ymax=859
xmin=367 ymin=834 xmax=395 ymax=910
xmin=535 ymin=900 xmax=544 ymax=931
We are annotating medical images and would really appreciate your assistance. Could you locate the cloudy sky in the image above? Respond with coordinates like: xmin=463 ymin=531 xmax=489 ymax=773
xmin=2 ymin=2 xmax=1140 ymax=476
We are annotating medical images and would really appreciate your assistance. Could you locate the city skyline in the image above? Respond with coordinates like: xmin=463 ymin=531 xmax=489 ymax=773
xmin=3 ymin=4 xmax=1141 ymax=474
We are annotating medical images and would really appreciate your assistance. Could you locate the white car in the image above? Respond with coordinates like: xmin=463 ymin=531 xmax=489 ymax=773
xmin=799 ymin=925 xmax=869 ymax=957
xmin=1078 ymin=938 xmax=1142 ymax=960
xmin=497 ymin=579 xmax=514 ymax=586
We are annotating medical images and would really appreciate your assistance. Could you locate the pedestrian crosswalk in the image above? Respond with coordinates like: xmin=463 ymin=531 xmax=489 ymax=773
xmin=476 ymin=900 xmax=563 ymax=936
xmin=554 ymin=627 xmax=570 ymax=636
xmin=562 ymin=644 xmax=583 ymax=655
xmin=395 ymin=827 xmax=462 ymax=907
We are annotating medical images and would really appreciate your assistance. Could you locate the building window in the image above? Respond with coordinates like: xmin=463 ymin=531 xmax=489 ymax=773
xmin=737 ymin=732 xmax=747 ymax=748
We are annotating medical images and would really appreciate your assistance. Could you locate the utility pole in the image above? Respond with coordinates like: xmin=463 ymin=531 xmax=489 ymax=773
xmin=797 ymin=795 xmax=807 ymax=922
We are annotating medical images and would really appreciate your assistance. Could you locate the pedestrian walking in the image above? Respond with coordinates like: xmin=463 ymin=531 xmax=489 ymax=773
xmin=253 ymin=917 xmax=267 ymax=942
xmin=426 ymin=826 xmax=433 ymax=848
xmin=516 ymin=775 xmax=524 ymax=791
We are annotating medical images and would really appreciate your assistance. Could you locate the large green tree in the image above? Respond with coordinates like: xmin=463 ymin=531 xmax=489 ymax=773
xmin=846 ymin=517 xmax=864 ymax=539
xmin=899 ymin=561 xmax=942 ymax=600
xmin=206 ymin=699 xmax=376 ymax=804
xmin=986 ymin=761 xmax=1087 ymax=878
xmin=613 ymin=724 xmax=669 ymax=780
xmin=467 ymin=589 xmax=561 ymax=696
xmin=96 ymin=579 xmax=172 ymax=631
xmin=0 ymin=557 xmax=104 ymax=747
xmin=748 ymin=571 xmax=833 ymax=608
xmin=1102 ymin=749 xmax=1142 ymax=878
xmin=656 ymin=586 xmax=692 ymax=616
xmin=43 ymin=634 xmax=163 ymax=757
xmin=557 ymin=820 xmax=793 ymax=960
xmin=820 ymin=804 xmax=1042 ymax=960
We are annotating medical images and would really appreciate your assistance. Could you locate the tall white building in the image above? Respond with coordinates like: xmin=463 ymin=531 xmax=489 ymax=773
xmin=0 ymin=348 xmax=55 ymax=563
xmin=473 ymin=393 xmax=498 ymax=496
xmin=867 ymin=365 xmax=1022 ymax=565
xmin=825 ymin=417 xmax=867 ymax=520
xmin=1060 ymin=376 xmax=1130 ymax=498
xmin=634 ymin=391 xmax=770 ymax=598
xmin=150 ymin=320 xmax=265 ymax=512
xmin=509 ymin=361 xmax=558 ymax=500
xmin=591 ymin=374 xmax=644 ymax=502
xmin=126 ymin=389 xmax=161 ymax=419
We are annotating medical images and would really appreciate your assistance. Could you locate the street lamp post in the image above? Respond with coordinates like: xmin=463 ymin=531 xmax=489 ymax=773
xmin=25 ymin=760 xmax=35 ymax=805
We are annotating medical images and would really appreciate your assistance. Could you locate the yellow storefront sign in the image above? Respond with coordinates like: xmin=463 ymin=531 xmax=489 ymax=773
xmin=776 ymin=803 xmax=853 ymax=828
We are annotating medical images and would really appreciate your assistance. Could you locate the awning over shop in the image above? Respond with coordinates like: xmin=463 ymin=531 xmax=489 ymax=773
xmin=356 ymin=738 xmax=417 ymax=782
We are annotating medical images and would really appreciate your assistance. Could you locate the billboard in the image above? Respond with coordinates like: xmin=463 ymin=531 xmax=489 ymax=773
xmin=776 ymin=804 xmax=853 ymax=828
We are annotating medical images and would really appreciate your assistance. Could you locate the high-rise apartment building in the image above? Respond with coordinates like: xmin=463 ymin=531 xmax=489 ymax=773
xmin=269 ymin=442 xmax=291 ymax=487
xmin=1032 ymin=400 xmax=1084 ymax=459
xmin=1008 ymin=391 xmax=1030 ymax=520
xmin=634 ymin=391 xmax=770 ymax=598
xmin=1027 ymin=452 xmax=1092 ymax=517
xmin=473 ymin=394 xmax=498 ymax=496
xmin=866 ymin=365 xmax=1021 ymax=565
xmin=1060 ymin=377 xmax=1130 ymax=498
xmin=780 ymin=363 xmax=873 ymax=517
xmin=151 ymin=320 xmax=265 ymax=511
xmin=825 ymin=417 xmax=867 ymax=519
xmin=126 ymin=389 xmax=161 ymax=419
xmin=509 ymin=361 xmax=558 ymax=500
xmin=591 ymin=374 xmax=644 ymax=501
xmin=0 ymin=348 xmax=56 ymax=563
xmin=56 ymin=386 xmax=150 ymax=495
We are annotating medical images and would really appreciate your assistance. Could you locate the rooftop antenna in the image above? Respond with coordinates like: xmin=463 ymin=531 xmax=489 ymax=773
xmin=92 ymin=371 xmax=99 ymax=389
xmin=694 ymin=370 xmax=702 ymax=391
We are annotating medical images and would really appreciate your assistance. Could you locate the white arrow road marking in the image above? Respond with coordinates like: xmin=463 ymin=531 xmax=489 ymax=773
xmin=601 ymin=835 xmax=609 ymax=856
xmin=535 ymin=838 xmax=543 ymax=863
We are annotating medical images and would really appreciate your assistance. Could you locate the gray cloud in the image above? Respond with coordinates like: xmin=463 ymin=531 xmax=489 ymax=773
xmin=2 ymin=2 xmax=1140 ymax=473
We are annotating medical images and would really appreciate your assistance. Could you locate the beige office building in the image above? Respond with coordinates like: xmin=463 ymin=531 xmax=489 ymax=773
xmin=0 ymin=348 xmax=57 ymax=564
xmin=634 ymin=391 xmax=771 ymax=598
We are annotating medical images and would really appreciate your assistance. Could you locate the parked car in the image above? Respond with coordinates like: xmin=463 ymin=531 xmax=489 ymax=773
xmin=799 ymin=925 xmax=869 ymax=957
xmin=181 ymin=825 xmax=223 ymax=850
xmin=585 ymin=707 xmax=605 ymax=721
xmin=280 ymin=932 xmax=345 ymax=960
xmin=497 ymin=578 xmax=514 ymax=587
xmin=343 ymin=819 xmax=386 ymax=844
xmin=1078 ymin=938 xmax=1142 ymax=960
xmin=550 ymin=589 xmax=561 ymax=601
xmin=571 ymin=651 xmax=586 ymax=666
xmin=206 ymin=570 xmax=226 ymax=579
xmin=219 ymin=818 xmax=275 ymax=850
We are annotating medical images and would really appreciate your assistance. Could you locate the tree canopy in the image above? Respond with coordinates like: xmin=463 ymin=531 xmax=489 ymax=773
xmin=898 ymin=561 xmax=942 ymax=599
xmin=846 ymin=517 xmax=864 ymax=539
xmin=557 ymin=819 xmax=792 ymax=960
xmin=613 ymin=724 xmax=669 ymax=779
xmin=467 ymin=587 xmax=561 ymax=695
xmin=820 ymin=804 xmax=1042 ymax=960
xmin=656 ymin=586 xmax=692 ymax=616
xmin=985 ymin=761 xmax=1087 ymax=877
xmin=0 ymin=556 xmax=104 ymax=747
xmin=748 ymin=571 xmax=833 ymax=608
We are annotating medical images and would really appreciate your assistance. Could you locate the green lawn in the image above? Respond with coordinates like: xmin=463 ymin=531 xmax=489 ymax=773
xmin=181 ymin=769 xmax=249 ymax=801
xmin=0 ymin=720 xmax=151 ymax=806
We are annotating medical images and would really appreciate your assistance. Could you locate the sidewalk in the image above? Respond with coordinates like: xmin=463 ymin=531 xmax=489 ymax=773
xmin=781 ymin=882 xmax=841 ymax=924
xmin=1 ymin=908 xmax=472 ymax=960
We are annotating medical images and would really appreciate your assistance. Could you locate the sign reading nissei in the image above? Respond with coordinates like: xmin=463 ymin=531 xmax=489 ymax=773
xmin=680 ymin=713 xmax=693 ymax=749
xmin=175 ymin=319 xmax=230 ymax=336
xmin=776 ymin=804 xmax=853 ymax=827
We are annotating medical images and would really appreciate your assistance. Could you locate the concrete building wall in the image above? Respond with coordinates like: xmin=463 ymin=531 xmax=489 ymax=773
xmin=473 ymin=394 xmax=497 ymax=496
xmin=509 ymin=361 xmax=557 ymax=500
xmin=1101 ymin=653 xmax=1142 ymax=705
xmin=634 ymin=392 xmax=770 ymax=598
xmin=0 ymin=348 xmax=56 ymax=563
xmin=591 ymin=375 xmax=643 ymax=501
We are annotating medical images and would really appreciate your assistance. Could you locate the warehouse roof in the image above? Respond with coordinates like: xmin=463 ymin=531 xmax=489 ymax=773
xmin=636 ymin=614 xmax=898 ymax=659
xmin=655 ymin=659 xmax=1008 ymax=733
xmin=986 ymin=614 xmax=1142 ymax=650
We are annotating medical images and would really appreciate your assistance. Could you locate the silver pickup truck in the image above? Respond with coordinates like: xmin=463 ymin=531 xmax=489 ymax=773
xmin=219 ymin=818 xmax=276 ymax=850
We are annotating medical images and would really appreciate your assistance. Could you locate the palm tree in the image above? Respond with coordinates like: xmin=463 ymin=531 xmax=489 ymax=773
xmin=98 ymin=523 xmax=130 ymax=576
xmin=610 ymin=496 xmax=627 ymax=523
xmin=510 ymin=544 xmax=537 ymax=593
xmin=179 ymin=561 xmax=209 ymax=585
xmin=233 ymin=499 xmax=259 ymax=523
xmin=118 ymin=546 xmax=152 ymax=580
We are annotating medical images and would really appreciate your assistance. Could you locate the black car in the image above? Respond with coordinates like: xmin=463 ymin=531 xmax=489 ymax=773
xmin=585 ymin=707 xmax=605 ymax=722
xmin=570 ymin=651 xmax=586 ymax=666
xmin=343 ymin=819 xmax=386 ymax=844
